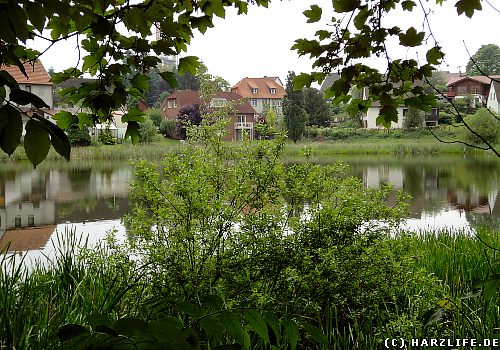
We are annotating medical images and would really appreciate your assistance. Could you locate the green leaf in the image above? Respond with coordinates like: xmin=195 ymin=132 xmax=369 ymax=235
xmin=8 ymin=4 xmax=29 ymax=43
xmin=218 ymin=312 xmax=246 ymax=345
xmin=122 ymin=108 xmax=145 ymax=123
xmin=333 ymin=0 xmax=358 ymax=12
xmin=401 ymin=0 xmax=416 ymax=11
xmin=125 ymin=121 xmax=141 ymax=144
xmin=178 ymin=56 xmax=201 ymax=76
xmin=0 ymin=70 xmax=20 ymax=89
xmin=377 ymin=104 xmax=399 ymax=128
xmin=0 ymin=9 xmax=17 ymax=43
xmin=36 ymin=116 xmax=71 ymax=161
xmin=244 ymin=310 xmax=269 ymax=343
xmin=0 ymin=105 xmax=23 ymax=156
xmin=53 ymin=111 xmax=77 ymax=130
xmin=114 ymin=317 xmax=149 ymax=336
xmin=398 ymin=27 xmax=425 ymax=47
xmin=57 ymin=324 xmax=90 ymax=341
xmin=426 ymin=46 xmax=444 ymax=65
xmin=201 ymin=316 xmax=225 ymax=342
xmin=284 ymin=319 xmax=299 ymax=350
xmin=191 ymin=16 xmax=214 ymax=34
xmin=26 ymin=1 xmax=46 ymax=32
xmin=9 ymin=89 xmax=49 ymax=108
xmin=24 ymin=119 xmax=51 ymax=167
xmin=159 ymin=71 xmax=179 ymax=88
xmin=201 ymin=294 xmax=224 ymax=310
xmin=304 ymin=5 xmax=322 ymax=23
xmin=300 ymin=321 xmax=328 ymax=345
xmin=483 ymin=275 xmax=500 ymax=300
xmin=455 ymin=0 xmax=481 ymax=18
xmin=293 ymin=73 xmax=314 ymax=90
xmin=130 ymin=73 xmax=149 ymax=94
xmin=77 ymin=113 xmax=94 ymax=129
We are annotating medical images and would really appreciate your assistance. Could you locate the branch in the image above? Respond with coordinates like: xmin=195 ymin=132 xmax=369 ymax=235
xmin=424 ymin=76 xmax=500 ymax=157
xmin=464 ymin=41 xmax=500 ymax=83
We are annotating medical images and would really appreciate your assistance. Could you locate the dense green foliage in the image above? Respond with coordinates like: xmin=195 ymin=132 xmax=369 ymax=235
xmin=67 ymin=125 xmax=91 ymax=147
xmin=138 ymin=116 xmax=159 ymax=143
xmin=463 ymin=108 xmax=500 ymax=145
xmin=303 ymin=87 xmax=331 ymax=127
xmin=466 ymin=44 xmax=500 ymax=76
xmin=159 ymin=119 xmax=176 ymax=138
xmin=283 ymin=72 xmax=308 ymax=142
xmin=97 ymin=126 xmax=117 ymax=145
xmin=403 ymin=107 xmax=424 ymax=129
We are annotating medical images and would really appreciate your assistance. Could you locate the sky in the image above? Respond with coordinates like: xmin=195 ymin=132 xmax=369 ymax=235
xmin=31 ymin=0 xmax=500 ymax=87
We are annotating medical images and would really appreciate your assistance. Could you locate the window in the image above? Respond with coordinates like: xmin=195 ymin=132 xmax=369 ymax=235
xmin=25 ymin=85 xmax=31 ymax=92
xmin=28 ymin=215 xmax=35 ymax=227
xmin=251 ymin=99 xmax=257 ymax=107
xmin=167 ymin=99 xmax=177 ymax=108
xmin=272 ymin=100 xmax=277 ymax=106
xmin=470 ymin=85 xmax=479 ymax=94
xmin=174 ymin=100 xmax=177 ymax=107
xmin=270 ymin=88 xmax=276 ymax=94
xmin=237 ymin=115 xmax=246 ymax=123
xmin=15 ymin=216 xmax=21 ymax=228
xmin=210 ymin=98 xmax=227 ymax=107
xmin=277 ymin=101 xmax=282 ymax=106
xmin=457 ymin=86 xmax=466 ymax=95
xmin=251 ymin=88 xmax=258 ymax=94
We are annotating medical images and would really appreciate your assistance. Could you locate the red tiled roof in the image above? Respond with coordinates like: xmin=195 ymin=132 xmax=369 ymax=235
xmin=0 ymin=225 xmax=56 ymax=252
xmin=447 ymin=75 xmax=500 ymax=86
xmin=161 ymin=90 xmax=256 ymax=119
xmin=1 ymin=61 xmax=53 ymax=86
xmin=232 ymin=77 xmax=285 ymax=99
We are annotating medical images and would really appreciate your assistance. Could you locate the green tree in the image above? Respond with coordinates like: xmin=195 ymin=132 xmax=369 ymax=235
xmin=67 ymin=125 xmax=91 ymax=147
xmin=146 ymin=108 xmax=162 ymax=128
xmin=403 ymin=107 xmax=424 ymax=129
xmin=303 ymin=87 xmax=331 ymax=126
xmin=138 ymin=117 xmax=159 ymax=143
xmin=283 ymin=71 xmax=307 ymax=142
xmin=466 ymin=44 xmax=500 ymax=76
xmin=0 ymin=0 xmax=268 ymax=166
xmin=98 ymin=125 xmax=117 ymax=145
xmin=463 ymin=108 xmax=500 ymax=145
xmin=293 ymin=0 xmax=499 ymax=156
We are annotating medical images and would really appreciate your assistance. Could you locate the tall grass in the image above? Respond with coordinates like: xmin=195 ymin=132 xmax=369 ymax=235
xmin=0 ymin=229 xmax=144 ymax=350
xmin=395 ymin=224 xmax=500 ymax=341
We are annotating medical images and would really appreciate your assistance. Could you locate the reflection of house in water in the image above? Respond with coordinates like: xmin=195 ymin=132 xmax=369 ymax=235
xmin=447 ymin=189 xmax=499 ymax=215
xmin=363 ymin=165 xmax=404 ymax=189
xmin=0 ymin=165 xmax=133 ymax=252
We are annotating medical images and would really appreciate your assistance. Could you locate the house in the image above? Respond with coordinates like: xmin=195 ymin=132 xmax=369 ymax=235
xmin=446 ymin=75 xmax=500 ymax=106
xmin=486 ymin=80 xmax=500 ymax=114
xmin=160 ymin=90 xmax=258 ymax=140
xmin=2 ymin=61 xmax=54 ymax=117
xmin=362 ymin=104 xmax=439 ymax=129
xmin=231 ymin=77 xmax=285 ymax=116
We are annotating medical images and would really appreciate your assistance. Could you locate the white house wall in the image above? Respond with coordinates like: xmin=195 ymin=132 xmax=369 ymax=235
xmin=486 ymin=84 xmax=500 ymax=114
xmin=5 ymin=84 xmax=53 ymax=108
xmin=364 ymin=106 xmax=405 ymax=129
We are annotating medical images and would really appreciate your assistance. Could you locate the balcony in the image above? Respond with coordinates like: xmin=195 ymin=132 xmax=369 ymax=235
xmin=235 ymin=122 xmax=254 ymax=129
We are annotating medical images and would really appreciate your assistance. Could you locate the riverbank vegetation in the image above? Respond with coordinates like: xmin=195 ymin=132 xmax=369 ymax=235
xmin=1 ymin=125 xmax=496 ymax=164
xmin=2 ymin=119 xmax=500 ymax=349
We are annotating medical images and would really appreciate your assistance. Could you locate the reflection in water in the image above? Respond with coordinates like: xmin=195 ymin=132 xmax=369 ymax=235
xmin=0 ymin=163 xmax=132 ymax=253
xmin=0 ymin=155 xmax=499 ymax=254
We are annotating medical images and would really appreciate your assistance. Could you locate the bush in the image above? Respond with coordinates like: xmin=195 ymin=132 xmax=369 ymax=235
xmin=67 ymin=125 xmax=91 ymax=147
xmin=98 ymin=126 xmax=116 ymax=145
xmin=146 ymin=108 xmax=162 ymax=128
xmin=463 ymin=108 xmax=500 ymax=145
xmin=159 ymin=119 xmax=176 ymax=138
xmin=138 ymin=117 xmax=159 ymax=143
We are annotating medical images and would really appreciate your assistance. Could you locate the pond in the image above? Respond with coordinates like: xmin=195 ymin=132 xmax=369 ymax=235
xmin=1 ymin=154 xmax=499 ymax=258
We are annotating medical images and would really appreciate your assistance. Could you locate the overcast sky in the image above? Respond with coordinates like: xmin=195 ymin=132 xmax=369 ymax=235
xmin=32 ymin=0 xmax=500 ymax=86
